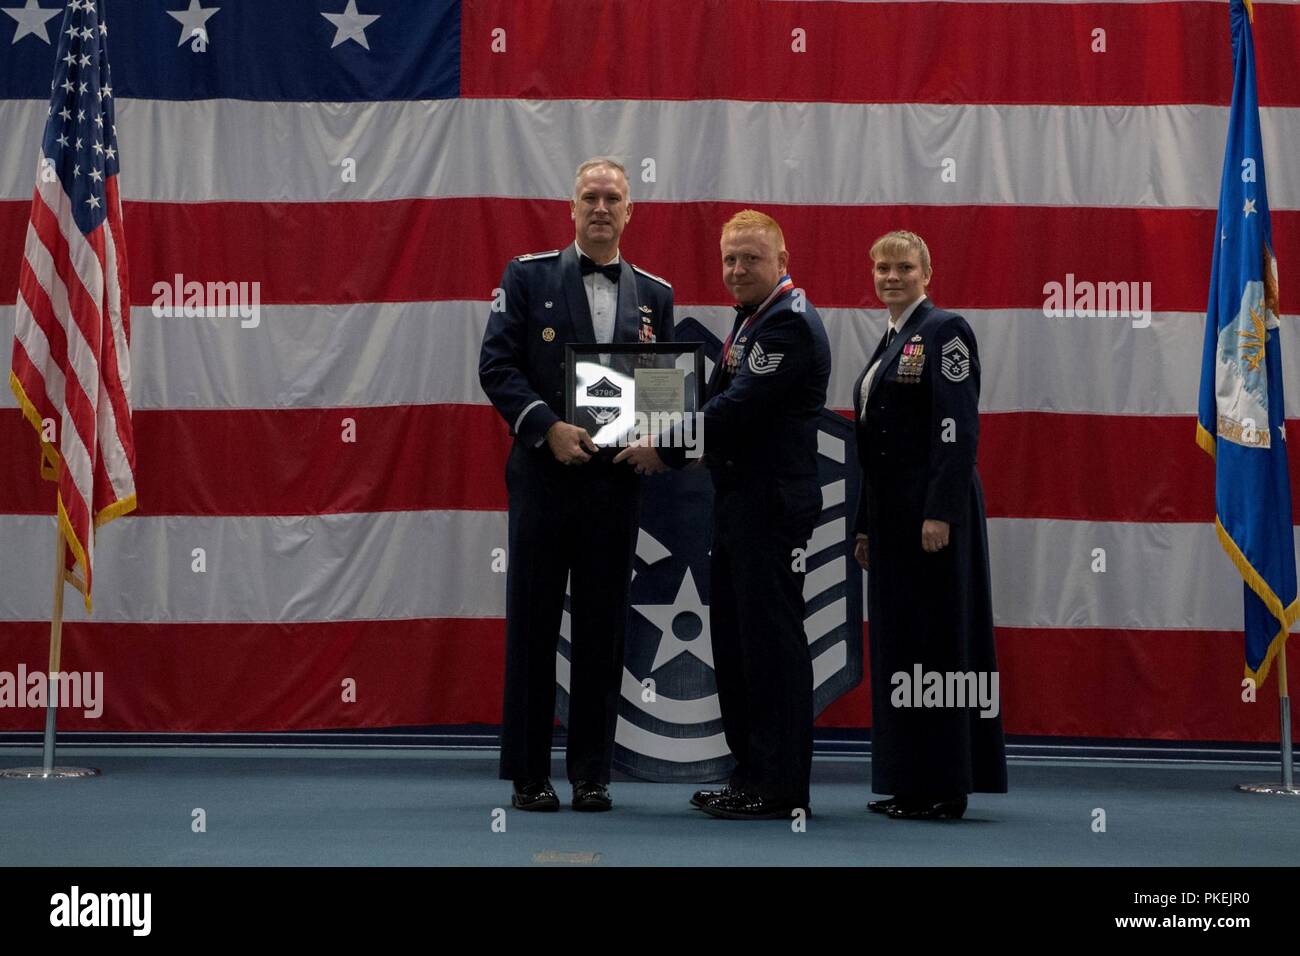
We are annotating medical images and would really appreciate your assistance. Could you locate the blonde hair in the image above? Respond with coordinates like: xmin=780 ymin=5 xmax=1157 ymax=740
xmin=721 ymin=209 xmax=786 ymax=251
xmin=870 ymin=230 xmax=932 ymax=275
xmin=573 ymin=157 xmax=630 ymax=201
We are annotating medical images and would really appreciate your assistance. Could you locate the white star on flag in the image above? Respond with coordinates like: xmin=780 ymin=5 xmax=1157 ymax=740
xmin=1243 ymin=198 xmax=1257 ymax=217
xmin=167 ymin=0 xmax=218 ymax=47
xmin=633 ymin=568 xmax=715 ymax=672
xmin=322 ymin=0 xmax=380 ymax=50
xmin=3 ymin=0 xmax=60 ymax=45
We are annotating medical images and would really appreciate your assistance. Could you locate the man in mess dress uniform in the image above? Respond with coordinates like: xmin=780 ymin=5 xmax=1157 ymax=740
xmin=479 ymin=158 xmax=674 ymax=812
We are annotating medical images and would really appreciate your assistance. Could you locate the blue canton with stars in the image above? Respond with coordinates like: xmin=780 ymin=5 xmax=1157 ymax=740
xmin=41 ymin=0 xmax=119 ymax=236
xmin=1 ymin=1 xmax=459 ymax=102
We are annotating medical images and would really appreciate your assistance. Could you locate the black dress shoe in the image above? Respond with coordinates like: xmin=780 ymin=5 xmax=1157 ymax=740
xmin=867 ymin=796 xmax=900 ymax=814
xmin=511 ymin=778 xmax=559 ymax=812
xmin=690 ymin=786 xmax=735 ymax=809
xmin=885 ymin=795 xmax=967 ymax=821
xmin=571 ymin=780 xmax=612 ymax=812
xmin=700 ymin=789 xmax=809 ymax=820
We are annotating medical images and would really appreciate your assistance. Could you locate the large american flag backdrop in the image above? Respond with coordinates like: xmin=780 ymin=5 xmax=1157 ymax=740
xmin=1 ymin=0 xmax=1299 ymax=741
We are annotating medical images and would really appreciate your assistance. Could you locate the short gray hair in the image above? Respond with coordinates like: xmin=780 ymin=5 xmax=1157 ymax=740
xmin=573 ymin=157 xmax=631 ymax=201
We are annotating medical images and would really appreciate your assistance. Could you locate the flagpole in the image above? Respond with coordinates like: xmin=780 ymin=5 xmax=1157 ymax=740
xmin=4 ymin=0 xmax=130 ymax=783
xmin=41 ymin=527 xmax=68 ymax=774
xmin=1278 ymin=643 xmax=1293 ymax=788
xmin=1236 ymin=643 xmax=1299 ymax=796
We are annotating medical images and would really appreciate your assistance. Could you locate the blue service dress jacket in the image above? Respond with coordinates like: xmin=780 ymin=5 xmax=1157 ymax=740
xmin=852 ymin=298 xmax=1008 ymax=797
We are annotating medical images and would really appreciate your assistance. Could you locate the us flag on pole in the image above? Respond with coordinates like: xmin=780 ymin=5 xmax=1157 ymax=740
xmin=8 ymin=0 xmax=136 ymax=610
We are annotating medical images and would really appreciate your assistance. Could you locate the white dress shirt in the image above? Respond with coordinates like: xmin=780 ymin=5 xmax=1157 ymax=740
xmin=860 ymin=296 xmax=927 ymax=418
xmin=576 ymin=242 xmax=619 ymax=344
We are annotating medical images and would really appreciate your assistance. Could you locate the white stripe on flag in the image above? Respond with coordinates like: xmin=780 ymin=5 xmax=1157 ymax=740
xmin=2 ymin=302 xmax=1233 ymax=416
xmin=0 ymin=512 xmax=1280 ymax=631
xmin=2 ymin=99 xmax=1298 ymax=209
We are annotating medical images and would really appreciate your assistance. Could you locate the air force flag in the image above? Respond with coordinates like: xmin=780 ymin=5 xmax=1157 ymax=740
xmin=1195 ymin=0 xmax=1297 ymax=684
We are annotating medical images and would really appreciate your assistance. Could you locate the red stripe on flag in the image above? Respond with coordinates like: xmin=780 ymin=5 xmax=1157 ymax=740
xmin=84 ymin=404 xmax=510 ymax=516
xmin=8 ymin=341 xmax=59 ymax=430
xmin=979 ymin=411 xmax=1219 ymax=522
xmin=56 ymin=468 xmax=92 ymax=550
xmin=461 ymin=0 xmax=1300 ymax=107
xmin=0 ymin=618 xmax=507 ymax=731
xmin=810 ymin=624 xmax=1300 ymax=741
xmin=0 ymin=406 xmax=1287 ymax=521
xmin=0 ymin=618 xmax=1295 ymax=740
xmin=4 ymin=198 xmax=1293 ymax=312
xmin=0 ymin=199 xmax=26 ymax=297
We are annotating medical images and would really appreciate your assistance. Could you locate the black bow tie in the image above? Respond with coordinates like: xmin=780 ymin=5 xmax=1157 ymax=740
xmin=579 ymin=256 xmax=621 ymax=283
xmin=734 ymin=303 xmax=758 ymax=319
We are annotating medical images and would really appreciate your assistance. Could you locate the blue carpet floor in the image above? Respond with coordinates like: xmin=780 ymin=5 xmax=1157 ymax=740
xmin=1 ymin=748 xmax=1297 ymax=866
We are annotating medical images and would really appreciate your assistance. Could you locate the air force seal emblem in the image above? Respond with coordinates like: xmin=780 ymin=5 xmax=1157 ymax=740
xmin=1214 ymin=279 xmax=1277 ymax=448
